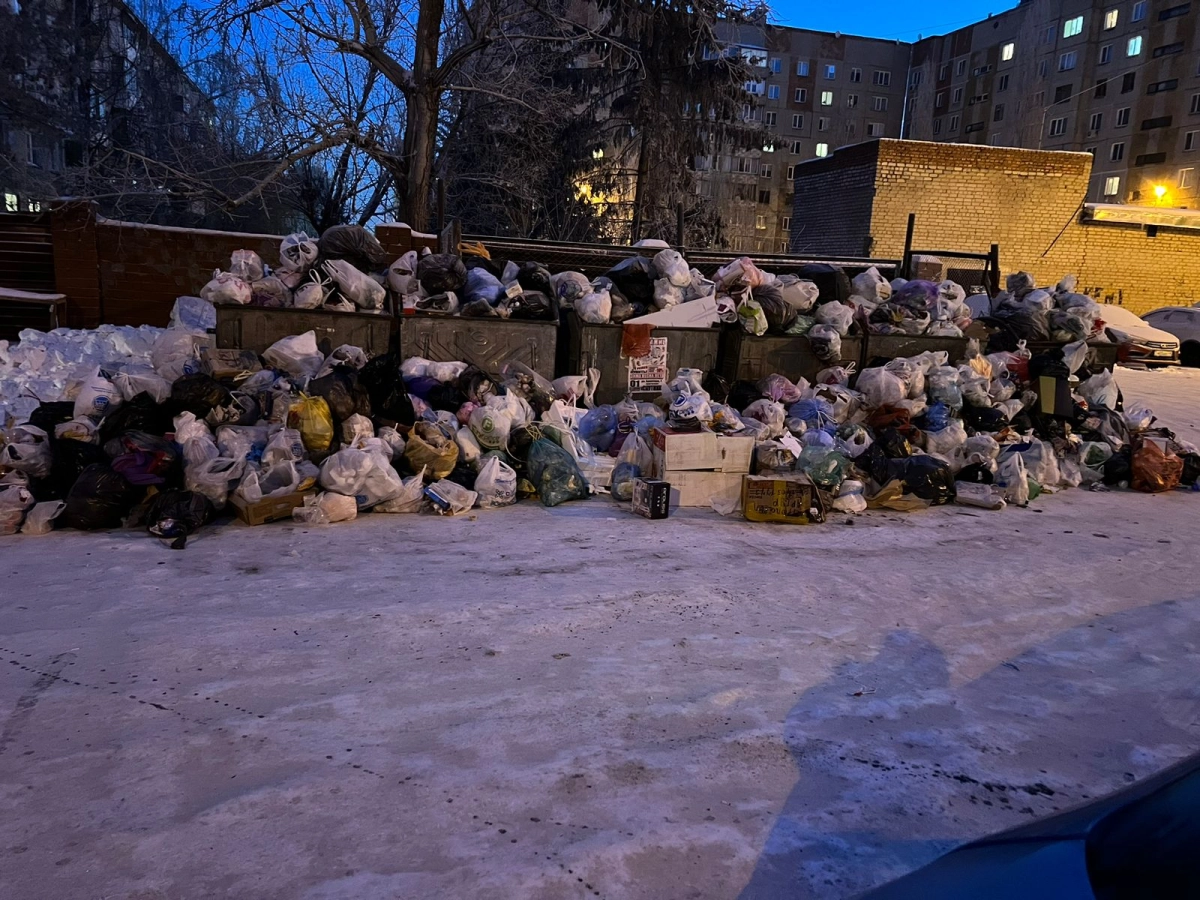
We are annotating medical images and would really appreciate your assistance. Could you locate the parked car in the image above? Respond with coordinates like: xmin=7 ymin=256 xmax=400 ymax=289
xmin=1097 ymin=305 xmax=1179 ymax=367
xmin=858 ymin=752 xmax=1200 ymax=899
xmin=1142 ymin=307 xmax=1200 ymax=367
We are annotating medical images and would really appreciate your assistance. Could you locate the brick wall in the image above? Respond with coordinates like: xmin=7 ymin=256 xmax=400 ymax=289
xmin=792 ymin=138 xmax=1200 ymax=314
xmin=789 ymin=141 xmax=880 ymax=257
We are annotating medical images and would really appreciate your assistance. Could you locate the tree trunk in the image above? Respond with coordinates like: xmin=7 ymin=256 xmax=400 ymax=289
xmin=401 ymin=0 xmax=446 ymax=230
xmin=629 ymin=126 xmax=651 ymax=243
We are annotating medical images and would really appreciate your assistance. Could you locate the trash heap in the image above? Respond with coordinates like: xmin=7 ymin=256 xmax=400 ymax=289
xmin=200 ymin=226 xmax=392 ymax=313
xmin=979 ymin=273 xmax=1111 ymax=345
xmin=390 ymin=243 xmax=557 ymax=320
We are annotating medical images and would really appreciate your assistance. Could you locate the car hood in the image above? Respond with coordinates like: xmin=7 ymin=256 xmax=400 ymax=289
xmin=1104 ymin=320 xmax=1179 ymax=345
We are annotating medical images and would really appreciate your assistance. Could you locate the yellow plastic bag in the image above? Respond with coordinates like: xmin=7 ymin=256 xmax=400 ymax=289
xmin=403 ymin=423 xmax=459 ymax=480
xmin=288 ymin=394 xmax=334 ymax=454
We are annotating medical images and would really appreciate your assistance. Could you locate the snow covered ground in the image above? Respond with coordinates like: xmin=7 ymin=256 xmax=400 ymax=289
xmin=1 ymin=367 xmax=1198 ymax=900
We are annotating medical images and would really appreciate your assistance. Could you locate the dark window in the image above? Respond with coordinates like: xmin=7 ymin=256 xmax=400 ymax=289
xmin=170 ymin=95 xmax=185 ymax=113
xmin=1159 ymin=3 xmax=1190 ymax=20
xmin=1143 ymin=116 xmax=1174 ymax=130
xmin=1135 ymin=152 xmax=1168 ymax=166
xmin=1122 ymin=73 xmax=1136 ymax=93
xmin=994 ymin=103 xmax=1005 ymax=122
xmin=1148 ymin=80 xmax=1179 ymax=94
xmin=998 ymin=74 xmax=1010 ymax=91
xmin=1095 ymin=78 xmax=1108 ymax=99
xmin=758 ymin=189 xmax=771 ymax=205
xmin=965 ymin=122 xmax=985 ymax=134
xmin=1154 ymin=42 xmax=1185 ymax=58
xmin=63 ymin=140 xmax=83 ymax=167
xmin=1055 ymin=84 xmax=1073 ymax=104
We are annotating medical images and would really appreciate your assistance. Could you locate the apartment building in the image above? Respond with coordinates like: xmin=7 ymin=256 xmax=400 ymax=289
xmin=905 ymin=0 xmax=1200 ymax=208
xmin=698 ymin=24 xmax=911 ymax=252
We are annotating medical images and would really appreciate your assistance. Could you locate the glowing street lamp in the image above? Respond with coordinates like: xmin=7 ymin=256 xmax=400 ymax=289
xmin=1154 ymin=184 xmax=1168 ymax=201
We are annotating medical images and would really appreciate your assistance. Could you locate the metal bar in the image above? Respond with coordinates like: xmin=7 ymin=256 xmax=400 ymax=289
xmin=902 ymin=213 xmax=916 ymax=278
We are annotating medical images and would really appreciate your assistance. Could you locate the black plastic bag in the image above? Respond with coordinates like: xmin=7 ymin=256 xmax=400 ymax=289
xmin=876 ymin=426 xmax=913 ymax=460
xmin=358 ymin=352 xmax=415 ymax=426
xmin=797 ymin=264 xmax=851 ymax=305
xmin=461 ymin=298 xmax=499 ymax=317
xmin=506 ymin=424 xmax=537 ymax=475
xmin=426 ymin=382 xmax=468 ymax=413
xmin=961 ymin=404 xmax=1010 ymax=433
xmin=609 ymin=293 xmax=635 ymax=323
xmin=527 ymin=438 xmax=589 ymax=507
xmin=170 ymin=374 xmax=231 ymax=418
xmin=1028 ymin=348 xmax=1069 ymax=381
xmin=604 ymin=257 xmax=655 ymax=305
xmin=507 ymin=290 xmax=555 ymax=321
xmin=309 ymin=368 xmax=371 ymax=425
xmin=516 ymin=262 xmax=553 ymax=296
xmin=984 ymin=309 xmax=1051 ymax=348
xmin=956 ymin=462 xmax=995 ymax=485
xmin=29 ymin=401 xmax=76 ymax=435
xmin=702 ymin=372 xmax=731 ymax=405
xmin=145 ymin=489 xmax=214 ymax=549
xmin=900 ymin=456 xmax=955 ymax=504
xmin=317 ymin=224 xmax=388 ymax=272
xmin=754 ymin=283 xmax=798 ymax=334
xmin=62 ymin=464 xmax=140 ymax=530
xmin=1180 ymin=453 xmax=1200 ymax=487
xmin=107 ymin=431 xmax=182 ymax=487
xmin=458 ymin=367 xmax=499 ymax=405
xmin=855 ymin=441 xmax=900 ymax=487
xmin=726 ymin=380 xmax=765 ymax=414
xmin=1103 ymin=449 xmax=1133 ymax=486
xmin=445 ymin=463 xmax=480 ymax=491
xmin=417 ymin=253 xmax=467 ymax=294
xmin=98 ymin=392 xmax=175 ymax=443
xmin=42 ymin=439 xmax=109 ymax=501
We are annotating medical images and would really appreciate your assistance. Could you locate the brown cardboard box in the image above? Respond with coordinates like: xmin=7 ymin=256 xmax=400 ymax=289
xmin=742 ymin=474 xmax=826 ymax=525
xmin=665 ymin=471 xmax=745 ymax=508
xmin=649 ymin=427 xmax=721 ymax=472
xmin=229 ymin=489 xmax=315 ymax=526
xmin=201 ymin=347 xmax=262 ymax=381
xmin=716 ymin=435 xmax=755 ymax=474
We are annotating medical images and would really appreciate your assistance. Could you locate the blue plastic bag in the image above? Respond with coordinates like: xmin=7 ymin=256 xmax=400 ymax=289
xmin=579 ymin=405 xmax=618 ymax=452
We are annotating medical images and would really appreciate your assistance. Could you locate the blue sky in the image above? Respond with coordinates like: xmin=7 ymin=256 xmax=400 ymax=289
xmin=768 ymin=1 xmax=1021 ymax=43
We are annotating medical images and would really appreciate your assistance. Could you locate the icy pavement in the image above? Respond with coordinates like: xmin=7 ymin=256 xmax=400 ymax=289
xmin=2 ymin=368 xmax=1199 ymax=900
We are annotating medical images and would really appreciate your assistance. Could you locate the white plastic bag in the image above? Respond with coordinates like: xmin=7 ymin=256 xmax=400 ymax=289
xmin=386 ymin=251 xmax=420 ymax=296
xmin=292 ymin=281 xmax=325 ymax=310
xmin=229 ymin=249 xmax=265 ymax=281
xmin=185 ymin=456 xmax=244 ymax=509
xmin=263 ymin=427 xmax=306 ymax=465
xmin=455 ymin=427 xmax=483 ymax=468
xmin=174 ymin=412 xmax=212 ymax=445
xmin=21 ymin=500 xmax=65 ymax=535
xmin=1078 ymin=370 xmax=1118 ymax=410
xmin=474 ymin=455 xmax=518 ymax=508
xmin=832 ymin=480 xmax=867 ymax=513
xmin=856 ymin=367 xmax=906 ymax=408
xmin=293 ymin=491 xmax=358 ymax=525
xmin=426 ymin=479 xmax=477 ymax=515
xmin=577 ymin=290 xmax=612 ymax=324
xmin=55 ymin=418 xmax=98 ymax=443
xmin=319 ymin=449 xmax=402 ymax=508
xmin=401 ymin=357 xmax=432 ymax=380
xmin=340 ymin=414 xmax=375 ymax=446
xmin=742 ymin=399 xmax=786 ymax=439
xmin=280 ymin=233 xmax=319 ymax=273
xmin=653 ymin=278 xmax=684 ymax=310
xmin=200 ymin=270 xmax=252 ymax=306
xmin=469 ymin=406 xmax=513 ymax=450
xmin=321 ymin=259 xmax=386 ymax=310
xmin=112 ymin=365 xmax=171 ymax=405
xmin=653 ymin=248 xmax=692 ymax=287
xmin=925 ymin=420 xmax=968 ymax=460
xmin=150 ymin=329 xmax=206 ymax=383
xmin=851 ymin=267 xmax=891 ymax=303
xmin=238 ymin=460 xmax=301 ymax=503
xmin=170 ymin=296 xmax=217 ymax=332
xmin=777 ymin=276 xmax=820 ymax=313
xmin=428 ymin=361 xmax=469 ymax=383
xmin=263 ymin=331 xmax=325 ymax=380
xmin=74 ymin=367 xmax=123 ymax=420
xmin=0 ymin=426 xmax=52 ymax=478
xmin=815 ymin=302 xmax=854 ymax=337
xmin=377 ymin=426 xmax=406 ymax=461
xmin=375 ymin=468 xmax=427 ymax=513
xmin=996 ymin=453 xmax=1030 ymax=506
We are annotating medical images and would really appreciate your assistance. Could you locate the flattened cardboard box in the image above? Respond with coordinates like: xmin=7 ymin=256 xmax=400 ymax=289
xmin=230 ymin=489 xmax=315 ymax=526
xmin=666 ymin=471 xmax=744 ymax=508
xmin=649 ymin=427 xmax=720 ymax=471
xmin=742 ymin=474 xmax=826 ymax=525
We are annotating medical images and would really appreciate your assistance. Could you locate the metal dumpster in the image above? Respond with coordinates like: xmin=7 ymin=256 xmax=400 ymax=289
xmin=718 ymin=330 xmax=864 ymax=385
xmin=564 ymin=316 xmax=722 ymax=404
xmin=215 ymin=306 xmax=395 ymax=357
xmin=401 ymin=314 xmax=558 ymax=380
xmin=1025 ymin=340 xmax=1119 ymax=374
xmin=861 ymin=334 xmax=971 ymax=368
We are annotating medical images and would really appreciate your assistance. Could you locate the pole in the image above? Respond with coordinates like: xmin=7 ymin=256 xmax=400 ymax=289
xmin=902 ymin=213 xmax=916 ymax=278
xmin=675 ymin=202 xmax=685 ymax=250
xmin=988 ymin=243 xmax=1000 ymax=296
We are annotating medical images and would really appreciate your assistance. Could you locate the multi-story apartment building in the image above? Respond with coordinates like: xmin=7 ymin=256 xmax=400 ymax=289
xmin=1 ymin=0 xmax=210 ymax=219
xmin=905 ymin=0 xmax=1200 ymax=208
xmin=699 ymin=24 xmax=911 ymax=253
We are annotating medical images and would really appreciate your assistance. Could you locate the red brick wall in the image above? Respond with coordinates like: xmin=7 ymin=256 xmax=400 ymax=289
xmin=49 ymin=203 xmax=102 ymax=328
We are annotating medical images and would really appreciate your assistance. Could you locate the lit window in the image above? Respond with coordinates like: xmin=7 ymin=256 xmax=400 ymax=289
xmin=1131 ymin=1 xmax=1147 ymax=22
xmin=1104 ymin=9 xmax=1118 ymax=29
xmin=1104 ymin=176 xmax=1120 ymax=196
xmin=28 ymin=200 xmax=41 ymax=212
xmin=825 ymin=65 xmax=836 ymax=79
xmin=796 ymin=61 xmax=809 ymax=76
xmin=755 ymin=215 xmax=766 ymax=230
xmin=815 ymin=143 xmax=829 ymax=157
xmin=763 ymin=142 xmax=774 ymax=152
xmin=1001 ymin=43 xmax=1014 ymax=61
xmin=1127 ymin=36 xmax=1143 ymax=57
xmin=1049 ymin=117 xmax=1067 ymax=137
xmin=820 ymin=91 xmax=833 ymax=106
xmin=1063 ymin=16 xmax=1084 ymax=38
xmin=3 ymin=193 xmax=17 ymax=212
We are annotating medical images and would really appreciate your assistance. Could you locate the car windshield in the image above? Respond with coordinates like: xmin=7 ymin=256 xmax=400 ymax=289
xmin=1100 ymin=305 xmax=1147 ymax=328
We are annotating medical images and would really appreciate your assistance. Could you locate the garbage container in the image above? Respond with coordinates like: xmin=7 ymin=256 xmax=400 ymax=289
xmin=215 ymin=305 xmax=395 ymax=357
xmin=564 ymin=317 xmax=721 ymax=404
xmin=861 ymin=334 xmax=970 ymax=368
xmin=719 ymin=330 xmax=864 ymax=385
xmin=401 ymin=314 xmax=558 ymax=380
xmin=1025 ymin=340 xmax=1119 ymax=374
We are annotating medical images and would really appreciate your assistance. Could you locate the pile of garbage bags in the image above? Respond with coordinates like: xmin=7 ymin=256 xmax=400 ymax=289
xmin=979 ymin=272 xmax=1113 ymax=347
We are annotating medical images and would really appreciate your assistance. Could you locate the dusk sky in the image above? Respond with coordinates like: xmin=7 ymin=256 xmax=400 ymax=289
xmin=768 ymin=0 xmax=1021 ymax=43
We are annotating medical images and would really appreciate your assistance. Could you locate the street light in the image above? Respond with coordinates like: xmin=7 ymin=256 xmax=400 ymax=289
xmin=1154 ymin=184 xmax=1167 ymax=201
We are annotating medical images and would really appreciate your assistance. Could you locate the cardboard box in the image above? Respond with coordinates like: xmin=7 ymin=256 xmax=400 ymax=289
xmin=716 ymin=434 xmax=755 ymax=474
xmin=649 ymin=427 xmax=720 ymax=472
xmin=632 ymin=478 xmax=671 ymax=519
xmin=665 ymin=471 xmax=744 ymax=508
xmin=229 ymin=489 xmax=315 ymax=526
xmin=201 ymin=347 xmax=262 ymax=381
xmin=742 ymin=474 xmax=826 ymax=525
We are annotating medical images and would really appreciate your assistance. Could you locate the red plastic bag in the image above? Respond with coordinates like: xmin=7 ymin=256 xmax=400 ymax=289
xmin=1131 ymin=440 xmax=1183 ymax=493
